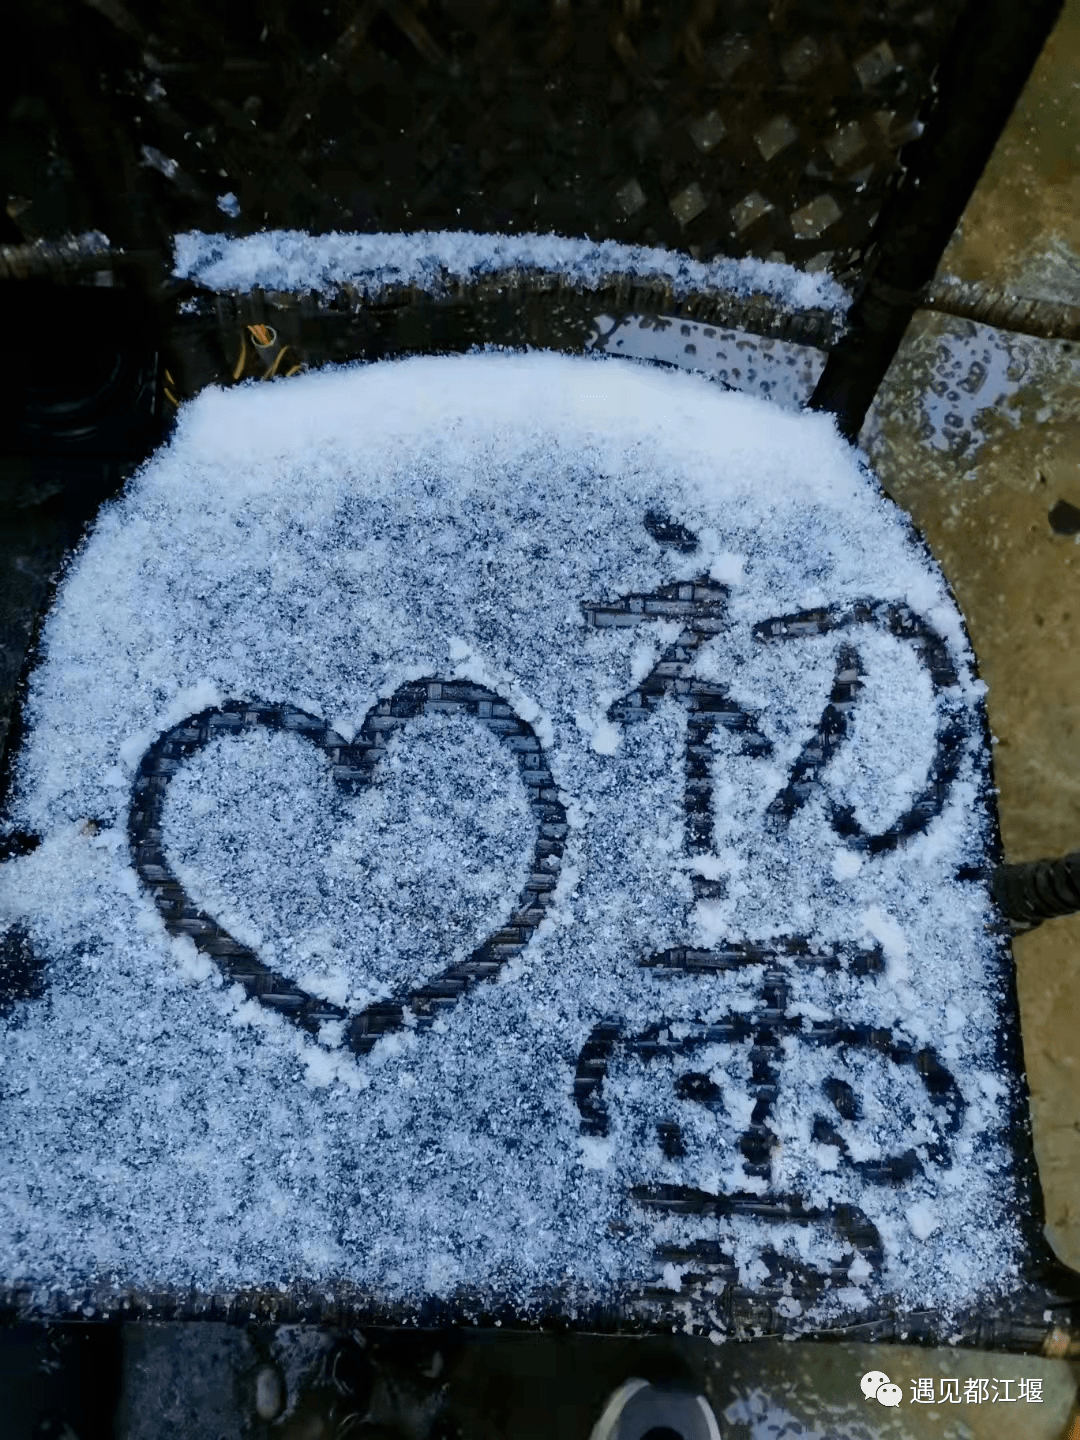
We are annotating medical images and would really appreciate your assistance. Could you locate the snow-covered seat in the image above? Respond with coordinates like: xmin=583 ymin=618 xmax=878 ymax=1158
xmin=0 ymin=301 xmax=1063 ymax=1340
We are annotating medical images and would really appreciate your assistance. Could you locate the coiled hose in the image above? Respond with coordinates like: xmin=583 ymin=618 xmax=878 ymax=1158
xmin=993 ymin=852 xmax=1080 ymax=931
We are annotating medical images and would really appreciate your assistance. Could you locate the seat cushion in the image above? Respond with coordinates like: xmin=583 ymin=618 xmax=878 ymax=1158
xmin=0 ymin=351 xmax=1026 ymax=1331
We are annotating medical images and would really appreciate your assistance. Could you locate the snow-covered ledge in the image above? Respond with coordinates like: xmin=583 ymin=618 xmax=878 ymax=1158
xmin=172 ymin=228 xmax=849 ymax=319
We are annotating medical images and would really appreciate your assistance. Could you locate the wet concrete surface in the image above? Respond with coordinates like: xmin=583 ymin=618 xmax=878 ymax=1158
xmin=862 ymin=0 xmax=1080 ymax=1286
xmin=864 ymin=310 xmax=1080 ymax=1282
xmin=935 ymin=0 xmax=1080 ymax=308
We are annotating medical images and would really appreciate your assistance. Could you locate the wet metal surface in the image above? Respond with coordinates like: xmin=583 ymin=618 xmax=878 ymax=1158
xmin=587 ymin=314 xmax=826 ymax=408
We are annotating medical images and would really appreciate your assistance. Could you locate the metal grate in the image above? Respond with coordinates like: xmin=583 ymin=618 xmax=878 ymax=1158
xmin=27 ymin=0 xmax=963 ymax=276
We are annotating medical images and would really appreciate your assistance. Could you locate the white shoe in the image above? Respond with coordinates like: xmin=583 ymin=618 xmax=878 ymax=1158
xmin=589 ymin=1378 xmax=723 ymax=1440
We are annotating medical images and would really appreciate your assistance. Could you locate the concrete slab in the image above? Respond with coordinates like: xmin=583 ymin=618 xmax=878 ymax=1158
xmin=936 ymin=0 xmax=1080 ymax=308
xmin=864 ymin=309 xmax=1080 ymax=1274
xmin=900 ymin=0 xmax=1080 ymax=1290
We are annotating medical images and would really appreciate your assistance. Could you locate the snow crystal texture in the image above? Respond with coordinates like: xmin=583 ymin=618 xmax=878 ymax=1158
xmin=0 ymin=352 xmax=1020 ymax=1325
xmin=172 ymin=228 xmax=849 ymax=317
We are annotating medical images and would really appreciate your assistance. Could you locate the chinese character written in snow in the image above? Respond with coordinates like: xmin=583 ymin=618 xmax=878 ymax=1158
xmin=911 ymin=1379 xmax=935 ymax=1403
xmin=1018 ymin=1378 xmax=1044 ymax=1402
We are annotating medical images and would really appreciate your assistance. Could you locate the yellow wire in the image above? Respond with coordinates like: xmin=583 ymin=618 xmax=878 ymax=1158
xmin=262 ymin=345 xmax=287 ymax=380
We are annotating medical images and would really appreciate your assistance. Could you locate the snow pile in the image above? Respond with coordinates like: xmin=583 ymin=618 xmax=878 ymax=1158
xmin=172 ymin=228 xmax=849 ymax=316
xmin=0 ymin=352 xmax=1019 ymax=1324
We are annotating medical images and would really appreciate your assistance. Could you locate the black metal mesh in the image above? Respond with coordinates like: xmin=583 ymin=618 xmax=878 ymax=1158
xmin=41 ymin=0 xmax=965 ymax=275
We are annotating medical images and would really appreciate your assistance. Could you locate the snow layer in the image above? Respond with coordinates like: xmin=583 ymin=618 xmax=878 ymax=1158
xmin=0 ymin=351 xmax=1019 ymax=1324
xmin=172 ymin=229 xmax=849 ymax=316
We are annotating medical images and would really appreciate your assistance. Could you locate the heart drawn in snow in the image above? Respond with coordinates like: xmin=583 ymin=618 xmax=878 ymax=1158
xmin=128 ymin=681 xmax=567 ymax=1054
